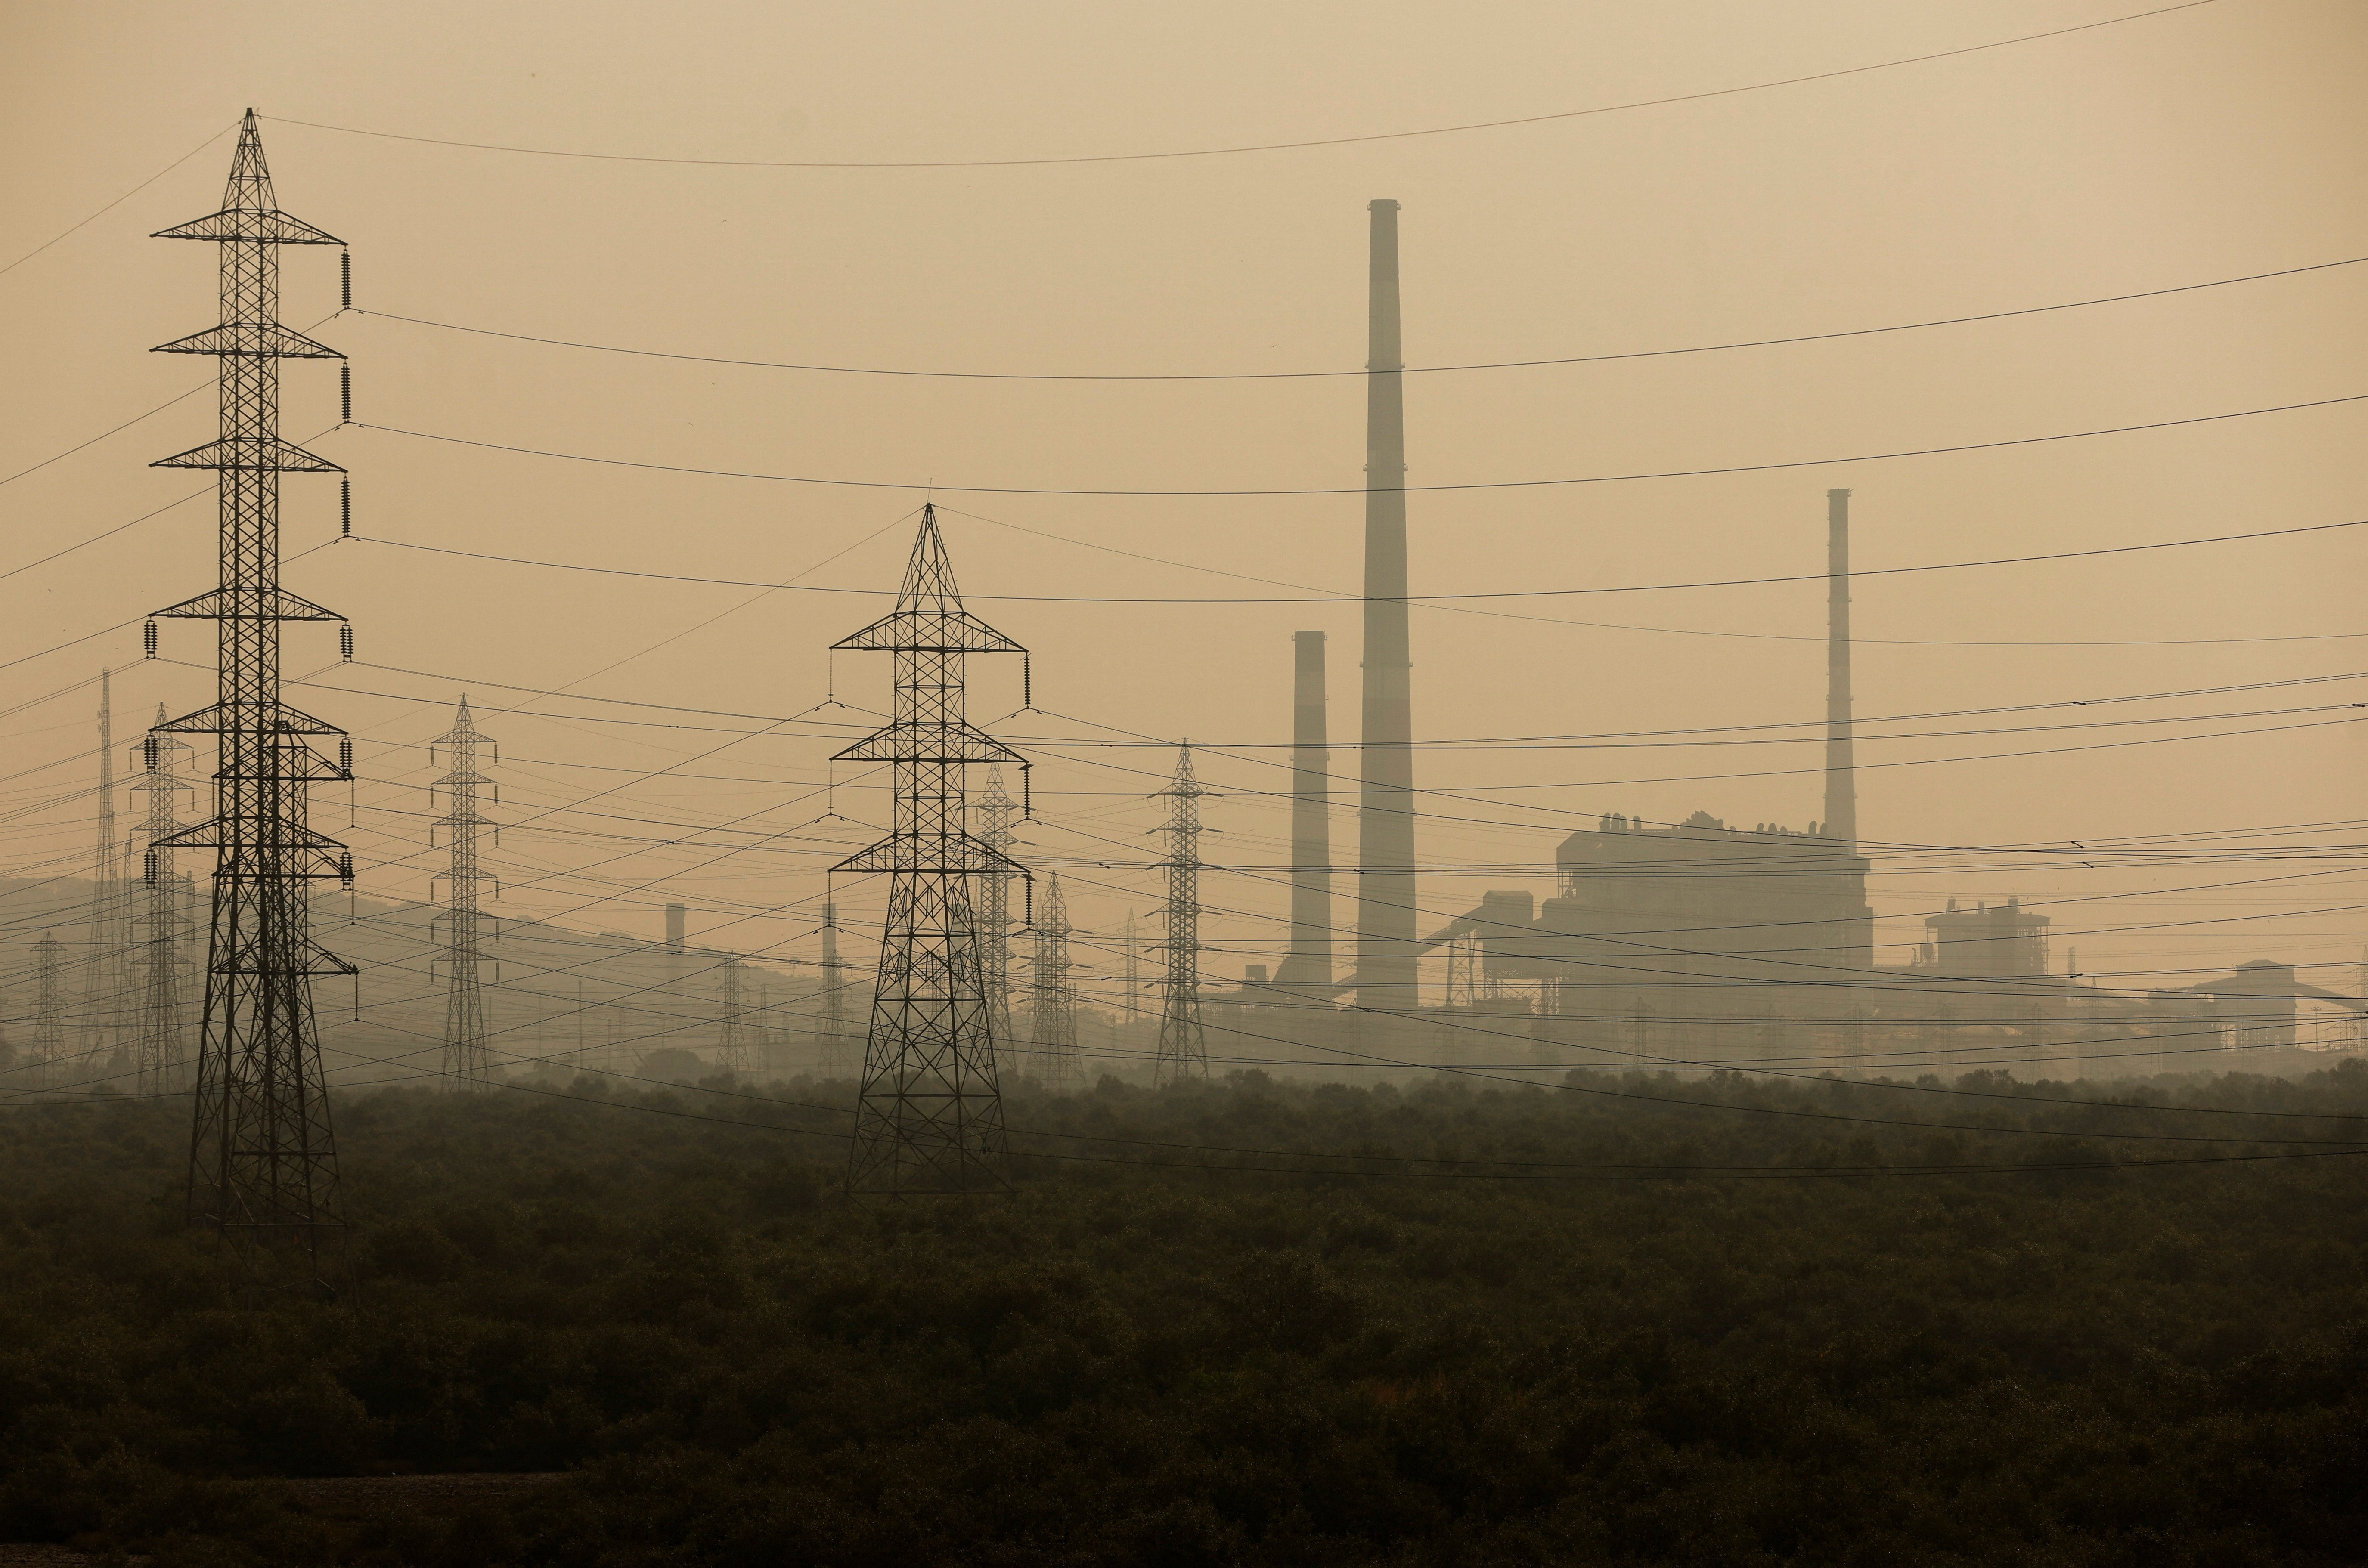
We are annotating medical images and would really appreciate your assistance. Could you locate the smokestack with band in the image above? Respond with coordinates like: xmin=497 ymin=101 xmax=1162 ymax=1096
xmin=1824 ymin=488 xmax=1857 ymax=847
xmin=1274 ymin=631 xmax=1332 ymax=991
xmin=1354 ymin=198 xmax=1418 ymax=1012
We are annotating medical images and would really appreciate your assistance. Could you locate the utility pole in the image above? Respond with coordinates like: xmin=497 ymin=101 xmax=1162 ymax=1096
xmin=1123 ymin=909 xmax=1140 ymax=1027
xmin=431 ymin=697 xmax=497 ymax=1091
xmin=1154 ymin=744 xmax=1209 ymax=1086
xmin=833 ymin=504 xmax=1026 ymax=1196
xmin=84 ymin=669 xmax=136 ymax=1081
xmin=818 ymin=900 xmax=851 ymax=1077
xmin=31 ymin=932 xmax=68 ymax=1093
xmin=133 ymin=704 xmax=196 ymax=1094
xmin=148 ymin=111 xmax=355 ymax=1283
xmin=1028 ymin=872 xmax=1079 ymax=1091
xmin=976 ymin=766 xmax=1019 ymax=1079
xmin=718 ymin=952 xmax=748 ymax=1074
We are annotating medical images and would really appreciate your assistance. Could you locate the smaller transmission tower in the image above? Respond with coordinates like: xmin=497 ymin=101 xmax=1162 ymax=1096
xmin=430 ymin=697 xmax=498 ymax=1091
xmin=31 ymin=932 xmax=68 ymax=1092
xmin=134 ymin=705 xmax=196 ymax=1094
xmin=976 ymin=767 xmax=1019 ymax=1076
xmin=1027 ymin=872 xmax=1080 ymax=1091
xmin=84 ymin=669 xmax=136 ymax=1079
xmin=1153 ymin=745 xmax=1209 ymax=1087
xmin=718 ymin=953 xmax=749 ymax=1074
xmin=818 ymin=900 xmax=852 ymax=1076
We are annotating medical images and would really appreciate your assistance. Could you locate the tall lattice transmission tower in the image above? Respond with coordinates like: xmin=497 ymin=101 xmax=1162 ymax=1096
xmin=84 ymin=669 xmax=137 ymax=1079
xmin=134 ymin=704 xmax=196 ymax=1094
xmin=1153 ymin=744 xmax=1210 ymax=1087
xmin=717 ymin=953 xmax=749 ymax=1074
xmin=147 ymin=111 xmax=355 ymax=1277
xmin=431 ymin=697 xmax=497 ymax=1091
xmin=833 ymin=505 xmax=1026 ymax=1196
xmin=817 ymin=900 xmax=853 ymax=1076
xmin=31 ymin=932 xmax=68 ymax=1093
xmin=1027 ymin=872 xmax=1080 ymax=1091
xmin=976 ymin=766 xmax=1020 ymax=1078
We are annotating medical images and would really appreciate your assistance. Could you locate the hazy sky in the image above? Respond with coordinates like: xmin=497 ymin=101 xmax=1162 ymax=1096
xmin=3 ymin=0 xmax=2363 ymax=1011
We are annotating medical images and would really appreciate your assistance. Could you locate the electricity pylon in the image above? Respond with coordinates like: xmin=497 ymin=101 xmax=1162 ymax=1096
xmin=1027 ymin=872 xmax=1079 ymax=1091
xmin=147 ymin=111 xmax=356 ymax=1281
xmin=976 ymin=766 xmax=1019 ymax=1078
xmin=133 ymin=704 xmax=196 ymax=1094
xmin=84 ymin=669 xmax=137 ymax=1082
xmin=718 ymin=953 xmax=748 ymax=1074
xmin=31 ymin=932 xmax=67 ymax=1093
xmin=818 ymin=900 xmax=852 ymax=1076
xmin=1153 ymin=744 xmax=1209 ymax=1086
xmin=431 ymin=697 xmax=498 ymax=1091
xmin=833 ymin=504 xmax=1026 ymax=1196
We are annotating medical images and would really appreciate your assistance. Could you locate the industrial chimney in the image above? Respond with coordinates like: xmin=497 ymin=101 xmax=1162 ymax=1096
xmin=1824 ymin=488 xmax=1857 ymax=847
xmin=665 ymin=902 xmax=686 ymax=956
xmin=1274 ymin=631 xmax=1333 ymax=992
xmin=1354 ymin=199 xmax=1418 ymax=1012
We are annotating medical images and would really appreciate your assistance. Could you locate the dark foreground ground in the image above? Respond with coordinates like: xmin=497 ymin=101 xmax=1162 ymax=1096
xmin=0 ymin=1061 xmax=2363 ymax=1566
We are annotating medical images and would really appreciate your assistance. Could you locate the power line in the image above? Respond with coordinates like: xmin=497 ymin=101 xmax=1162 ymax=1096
xmin=365 ymin=391 xmax=2367 ymax=497
xmin=0 ymin=120 xmax=236 ymax=277
xmin=353 ymin=514 xmax=2368 ymax=604
xmin=257 ymin=5 xmax=2219 ymax=169
xmin=354 ymin=252 xmax=2364 ymax=381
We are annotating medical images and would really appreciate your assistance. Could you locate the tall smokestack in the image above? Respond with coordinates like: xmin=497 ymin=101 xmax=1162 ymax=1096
xmin=665 ymin=902 xmax=686 ymax=956
xmin=1274 ymin=631 xmax=1332 ymax=990
xmin=1355 ymin=198 xmax=1418 ymax=1012
xmin=1824 ymin=488 xmax=1857 ymax=847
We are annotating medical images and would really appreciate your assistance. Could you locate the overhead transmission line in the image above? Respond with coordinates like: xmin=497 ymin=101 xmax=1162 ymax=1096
xmin=258 ymin=3 xmax=2218 ymax=168
xmin=350 ymin=515 xmax=2368 ymax=604
xmin=364 ymin=390 xmax=2367 ymax=497
xmin=356 ymin=253 xmax=2364 ymax=381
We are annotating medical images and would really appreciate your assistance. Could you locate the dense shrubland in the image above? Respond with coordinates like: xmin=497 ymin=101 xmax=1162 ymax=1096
xmin=1 ymin=1061 xmax=2364 ymax=1565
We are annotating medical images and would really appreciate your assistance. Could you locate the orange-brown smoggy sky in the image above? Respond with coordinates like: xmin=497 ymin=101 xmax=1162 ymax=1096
xmin=3 ymin=0 xmax=2364 ymax=1017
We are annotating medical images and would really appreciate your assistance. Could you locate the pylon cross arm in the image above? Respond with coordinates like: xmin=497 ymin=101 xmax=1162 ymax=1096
xmin=832 ymin=720 xmax=1023 ymax=765
xmin=832 ymin=608 xmax=1024 ymax=654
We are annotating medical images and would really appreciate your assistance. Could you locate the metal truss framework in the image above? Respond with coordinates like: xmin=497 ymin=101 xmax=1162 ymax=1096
xmin=85 ymin=670 xmax=136 ymax=1079
xmin=718 ymin=953 xmax=749 ymax=1074
xmin=1027 ymin=872 xmax=1080 ymax=1091
xmin=818 ymin=900 xmax=853 ymax=1077
xmin=833 ymin=505 xmax=1026 ymax=1196
xmin=134 ymin=703 xmax=197 ymax=1095
xmin=431 ymin=697 xmax=496 ymax=1090
xmin=148 ymin=112 xmax=355 ymax=1285
xmin=976 ymin=766 xmax=1020 ymax=1078
xmin=1153 ymin=744 xmax=1209 ymax=1087
xmin=31 ymin=932 xmax=67 ymax=1092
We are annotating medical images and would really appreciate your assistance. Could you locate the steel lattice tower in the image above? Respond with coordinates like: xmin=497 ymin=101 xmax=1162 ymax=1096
xmin=31 ymin=932 xmax=68 ymax=1093
xmin=84 ymin=669 xmax=137 ymax=1078
xmin=134 ymin=704 xmax=197 ymax=1094
xmin=1027 ymin=872 xmax=1080 ymax=1091
xmin=718 ymin=953 xmax=749 ymax=1074
xmin=833 ymin=505 xmax=1026 ymax=1196
xmin=431 ymin=697 xmax=496 ymax=1091
xmin=818 ymin=900 xmax=853 ymax=1076
xmin=147 ymin=111 xmax=356 ymax=1277
xmin=1153 ymin=744 xmax=1209 ymax=1086
xmin=976 ymin=765 xmax=1019 ymax=1076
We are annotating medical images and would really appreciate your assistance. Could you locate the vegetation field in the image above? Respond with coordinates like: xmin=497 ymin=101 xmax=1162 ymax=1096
xmin=2 ymin=1062 xmax=2364 ymax=1566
